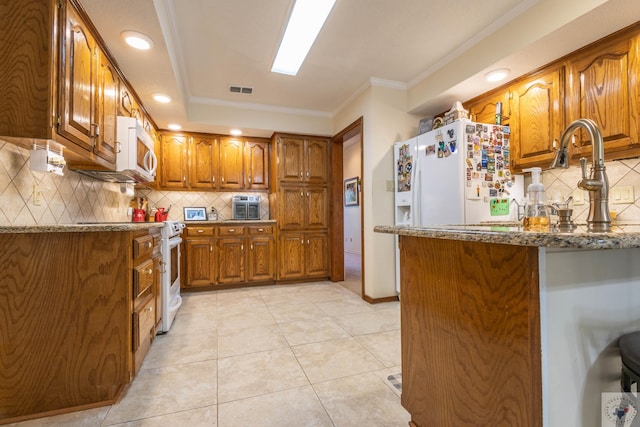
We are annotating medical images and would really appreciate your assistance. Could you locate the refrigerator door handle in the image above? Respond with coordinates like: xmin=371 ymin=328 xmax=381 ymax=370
xmin=412 ymin=169 xmax=421 ymax=226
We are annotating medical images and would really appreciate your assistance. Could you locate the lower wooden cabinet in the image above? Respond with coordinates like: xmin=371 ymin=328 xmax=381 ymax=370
xmin=277 ymin=231 xmax=329 ymax=281
xmin=183 ymin=222 xmax=276 ymax=288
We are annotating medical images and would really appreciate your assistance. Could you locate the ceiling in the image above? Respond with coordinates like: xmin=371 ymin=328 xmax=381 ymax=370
xmin=79 ymin=0 xmax=640 ymax=137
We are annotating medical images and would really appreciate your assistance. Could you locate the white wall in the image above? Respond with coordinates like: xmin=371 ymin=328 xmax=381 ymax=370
xmin=343 ymin=136 xmax=361 ymax=254
xmin=333 ymin=84 xmax=418 ymax=299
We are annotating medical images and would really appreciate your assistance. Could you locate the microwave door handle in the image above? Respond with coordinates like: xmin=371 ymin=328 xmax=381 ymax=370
xmin=144 ymin=150 xmax=158 ymax=175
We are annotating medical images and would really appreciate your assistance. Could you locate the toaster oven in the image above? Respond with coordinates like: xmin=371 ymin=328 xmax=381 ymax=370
xmin=232 ymin=195 xmax=260 ymax=220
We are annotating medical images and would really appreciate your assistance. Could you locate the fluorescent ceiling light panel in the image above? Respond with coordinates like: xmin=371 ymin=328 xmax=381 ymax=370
xmin=271 ymin=0 xmax=337 ymax=76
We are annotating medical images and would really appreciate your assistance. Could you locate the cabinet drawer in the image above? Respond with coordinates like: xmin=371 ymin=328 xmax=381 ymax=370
xmin=133 ymin=258 xmax=154 ymax=304
xmin=185 ymin=226 xmax=215 ymax=237
xmin=133 ymin=234 xmax=155 ymax=261
xmin=248 ymin=225 xmax=274 ymax=235
xmin=218 ymin=225 xmax=245 ymax=236
xmin=133 ymin=296 xmax=155 ymax=372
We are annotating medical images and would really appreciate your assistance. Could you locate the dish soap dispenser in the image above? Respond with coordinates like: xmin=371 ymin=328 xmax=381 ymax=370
xmin=522 ymin=167 xmax=549 ymax=231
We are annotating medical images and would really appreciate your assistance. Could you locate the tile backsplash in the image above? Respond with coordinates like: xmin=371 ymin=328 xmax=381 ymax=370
xmin=0 ymin=140 xmax=269 ymax=225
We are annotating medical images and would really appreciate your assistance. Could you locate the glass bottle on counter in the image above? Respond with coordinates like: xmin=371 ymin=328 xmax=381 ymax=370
xmin=522 ymin=167 xmax=549 ymax=231
xmin=208 ymin=207 xmax=218 ymax=221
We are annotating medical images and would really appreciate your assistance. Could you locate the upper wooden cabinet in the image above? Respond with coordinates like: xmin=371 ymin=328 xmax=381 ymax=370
xmin=219 ymin=137 xmax=245 ymax=189
xmin=277 ymin=136 xmax=329 ymax=184
xmin=466 ymin=91 xmax=511 ymax=126
xmin=157 ymin=133 xmax=269 ymax=191
xmin=0 ymin=0 xmax=157 ymax=171
xmin=566 ymin=34 xmax=640 ymax=160
xmin=160 ymin=134 xmax=189 ymax=189
xmin=510 ymin=66 xmax=565 ymax=170
xmin=190 ymin=136 xmax=219 ymax=190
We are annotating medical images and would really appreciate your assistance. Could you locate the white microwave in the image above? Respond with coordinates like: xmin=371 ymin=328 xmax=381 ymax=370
xmin=115 ymin=116 xmax=157 ymax=183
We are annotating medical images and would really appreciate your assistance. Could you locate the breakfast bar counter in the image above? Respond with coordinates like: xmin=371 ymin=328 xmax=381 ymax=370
xmin=375 ymin=224 xmax=640 ymax=427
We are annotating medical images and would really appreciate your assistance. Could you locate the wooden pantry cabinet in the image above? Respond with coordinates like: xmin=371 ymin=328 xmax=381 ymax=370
xmin=0 ymin=0 xmax=132 ymax=169
xmin=271 ymin=133 xmax=331 ymax=281
xmin=158 ymin=132 xmax=269 ymax=191
xmin=182 ymin=223 xmax=276 ymax=289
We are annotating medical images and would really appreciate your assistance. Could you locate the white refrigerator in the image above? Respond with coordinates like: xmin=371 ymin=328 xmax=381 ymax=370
xmin=393 ymin=119 xmax=524 ymax=292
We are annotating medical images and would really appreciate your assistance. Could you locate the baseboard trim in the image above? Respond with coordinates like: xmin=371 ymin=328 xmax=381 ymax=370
xmin=362 ymin=294 xmax=399 ymax=304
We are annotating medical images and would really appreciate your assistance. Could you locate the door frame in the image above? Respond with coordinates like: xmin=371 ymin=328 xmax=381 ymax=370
xmin=330 ymin=117 xmax=363 ymax=294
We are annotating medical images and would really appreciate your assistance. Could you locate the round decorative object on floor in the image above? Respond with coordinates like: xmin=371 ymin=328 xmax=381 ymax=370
xmin=619 ymin=331 xmax=640 ymax=392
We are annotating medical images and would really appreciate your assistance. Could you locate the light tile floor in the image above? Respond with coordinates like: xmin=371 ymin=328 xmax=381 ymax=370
xmin=9 ymin=281 xmax=408 ymax=427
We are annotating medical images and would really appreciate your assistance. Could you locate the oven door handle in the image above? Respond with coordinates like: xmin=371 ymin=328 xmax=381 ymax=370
xmin=168 ymin=237 xmax=183 ymax=248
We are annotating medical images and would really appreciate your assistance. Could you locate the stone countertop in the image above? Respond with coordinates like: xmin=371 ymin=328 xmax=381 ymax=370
xmin=374 ymin=223 xmax=640 ymax=250
xmin=0 ymin=222 xmax=165 ymax=234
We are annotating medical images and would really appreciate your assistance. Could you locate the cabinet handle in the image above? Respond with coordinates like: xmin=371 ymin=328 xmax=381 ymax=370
xmin=213 ymin=176 xmax=215 ymax=182
xmin=229 ymin=229 xmax=235 ymax=232
xmin=146 ymin=268 xmax=153 ymax=275
xmin=197 ymin=229 xmax=204 ymax=233
xmin=183 ymin=176 xmax=186 ymax=182
xmin=306 ymin=171 xmax=309 ymax=177
xmin=299 ymin=171 xmax=303 ymax=177
xmin=307 ymin=239 xmax=310 ymax=244
xmin=300 ymin=191 xmax=304 ymax=197
xmin=210 ymin=245 xmax=213 ymax=252
xmin=145 ymin=306 xmax=153 ymax=313
xmin=301 ymin=239 xmax=304 ymax=245
xmin=222 ymin=177 xmax=225 ymax=182
xmin=257 ymin=228 xmax=264 ymax=232
xmin=241 ymin=244 xmax=244 ymax=251
xmin=250 ymin=244 xmax=253 ymax=250
xmin=146 ymin=242 xmax=153 ymax=248
xmin=307 ymin=192 xmax=310 ymax=197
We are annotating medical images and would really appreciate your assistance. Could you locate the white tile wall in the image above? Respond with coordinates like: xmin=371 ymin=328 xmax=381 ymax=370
xmin=0 ymin=140 xmax=269 ymax=225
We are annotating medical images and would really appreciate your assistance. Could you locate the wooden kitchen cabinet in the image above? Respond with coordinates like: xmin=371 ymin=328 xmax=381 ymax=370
xmin=184 ymin=226 xmax=217 ymax=288
xmin=566 ymin=33 xmax=640 ymax=160
xmin=277 ymin=135 xmax=329 ymax=184
xmin=160 ymin=134 xmax=189 ymax=189
xmin=247 ymin=225 xmax=276 ymax=282
xmin=510 ymin=66 xmax=565 ymax=171
xmin=245 ymin=138 xmax=270 ymax=190
xmin=277 ymin=231 xmax=329 ymax=280
xmin=466 ymin=90 xmax=511 ymax=126
xmin=278 ymin=185 xmax=329 ymax=230
xmin=220 ymin=137 xmax=245 ymax=189
xmin=190 ymin=135 xmax=219 ymax=189
xmin=95 ymin=51 xmax=120 ymax=164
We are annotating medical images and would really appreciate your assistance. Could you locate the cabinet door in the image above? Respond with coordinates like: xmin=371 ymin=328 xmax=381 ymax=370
xmin=278 ymin=232 xmax=305 ymax=280
xmin=95 ymin=50 xmax=119 ymax=163
xmin=185 ymin=239 xmax=216 ymax=287
xmin=119 ymin=85 xmax=140 ymax=119
xmin=304 ymin=138 xmax=329 ymax=184
xmin=220 ymin=137 xmax=245 ymax=189
xmin=305 ymin=232 xmax=329 ymax=278
xmin=160 ymin=134 xmax=189 ymax=189
xmin=511 ymin=67 xmax=565 ymax=171
xmin=59 ymin=4 xmax=96 ymax=151
xmin=466 ymin=91 xmax=510 ymax=126
xmin=190 ymin=136 xmax=219 ymax=189
xmin=306 ymin=186 xmax=328 ymax=229
xmin=567 ymin=36 xmax=640 ymax=158
xmin=247 ymin=236 xmax=275 ymax=282
xmin=245 ymin=139 xmax=269 ymax=190
xmin=278 ymin=187 xmax=305 ymax=229
xmin=218 ymin=237 xmax=245 ymax=283
xmin=278 ymin=137 xmax=305 ymax=183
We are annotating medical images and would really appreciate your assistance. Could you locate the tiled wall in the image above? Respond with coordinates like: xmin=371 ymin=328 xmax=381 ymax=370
xmin=0 ymin=140 xmax=269 ymax=225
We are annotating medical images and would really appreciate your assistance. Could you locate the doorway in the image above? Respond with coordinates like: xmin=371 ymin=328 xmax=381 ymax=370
xmin=330 ymin=118 xmax=363 ymax=297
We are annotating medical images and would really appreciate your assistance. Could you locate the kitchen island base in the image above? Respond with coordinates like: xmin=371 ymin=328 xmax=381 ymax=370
xmin=397 ymin=234 xmax=640 ymax=427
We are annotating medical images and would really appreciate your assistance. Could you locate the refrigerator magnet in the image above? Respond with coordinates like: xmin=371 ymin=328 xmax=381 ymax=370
xmin=449 ymin=141 xmax=457 ymax=152
xmin=425 ymin=144 xmax=436 ymax=156
xmin=443 ymin=144 xmax=451 ymax=157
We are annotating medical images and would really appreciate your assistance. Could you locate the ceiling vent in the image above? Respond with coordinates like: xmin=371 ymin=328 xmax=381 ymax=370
xmin=229 ymin=85 xmax=253 ymax=95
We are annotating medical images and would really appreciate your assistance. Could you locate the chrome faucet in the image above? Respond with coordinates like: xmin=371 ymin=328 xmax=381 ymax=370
xmin=550 ymin=118 xmax=611 ymax=232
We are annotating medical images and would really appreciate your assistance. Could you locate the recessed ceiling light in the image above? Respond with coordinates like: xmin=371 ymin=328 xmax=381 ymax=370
xmin=271 ymin=0 xmax=337 ymax=76
xmin=167 ymin=123 xmax=182 ymax=131
xmin=153 ymin=93 xmax=172 ymax=103
xmin=230 ymin=129 xmax=242 ymax=136
xmin=485 ymin=68 xmax=510 ymax=83
xmin=121 ymin=31 xmax=154 ymax=50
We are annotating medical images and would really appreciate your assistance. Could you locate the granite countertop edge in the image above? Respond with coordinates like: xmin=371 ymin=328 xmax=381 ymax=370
xmin=0 ymin=223 xmax=166 ymax=234
xmin=373 ymin=224 xmax=640 ymax=250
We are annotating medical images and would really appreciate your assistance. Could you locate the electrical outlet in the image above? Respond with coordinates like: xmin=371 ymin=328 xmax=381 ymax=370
xmin=32 ymin=184 xmax=41 ymax=206
xmin=611 ymin=185 xmax=635 ymax=204
xmin=572 ymin=189 xmax=586 ymax=206
xmin=386 ymin=180 xmax=395 ymax=192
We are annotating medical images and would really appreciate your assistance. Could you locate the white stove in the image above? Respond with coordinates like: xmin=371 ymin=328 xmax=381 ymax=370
xmin=159 ymin=220 xmax=185 ymax=333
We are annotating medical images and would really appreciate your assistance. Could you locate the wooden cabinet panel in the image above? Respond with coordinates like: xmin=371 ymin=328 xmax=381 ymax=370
xmin=466 ymin=91 xmax=510 ymax=125
xmin=278 ymin=232 xmax=305 ymax=280
xmin=218 ymin=237 xmax=245 ymax=283
xmin=245 ymin=139 xmax=269 ymax=190
xmin=247 ymin=237 xmax=275 ymax=282
xmin=185 ymin=239 xmax=216 ymax=287
xmin=190 ymin=136 xmax=219 ymax=189
xmin=184 ymin=226 xmax=215 ymax=237
xmin=220 ymin=137 xmax=245 ymax=189
xmin=160 ymin=134 xmax=188 ymax=189
xmin=278 ymin=137 xmax=305 ymax=183
xmin=511 ymin=67 xmax=565 ymax=171
xmin=307 ymin=187 xmax=329 ymax=229
xmin=305 ymin=232 xmax=329 ymax=277
xmin=279 ymin=187 xmax=305 ymax=229
xmin=59 ymin=4 xmax=96 ymax=151
xmin=305 ymin=138 xmax=329 ymax=184
xmin=567 ymin=35 xmax=640 ymax=158
xmin=95 ymin=51 xmax=119 ymax=163
xmin=133 ymin=296 xmax=155 ymax=374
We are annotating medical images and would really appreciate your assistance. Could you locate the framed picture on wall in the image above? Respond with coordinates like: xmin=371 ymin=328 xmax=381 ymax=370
xmin=344 ymin=177 xmax=359 ymax=207
xmin=183 ymin=207 xmax=207 ymax=221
